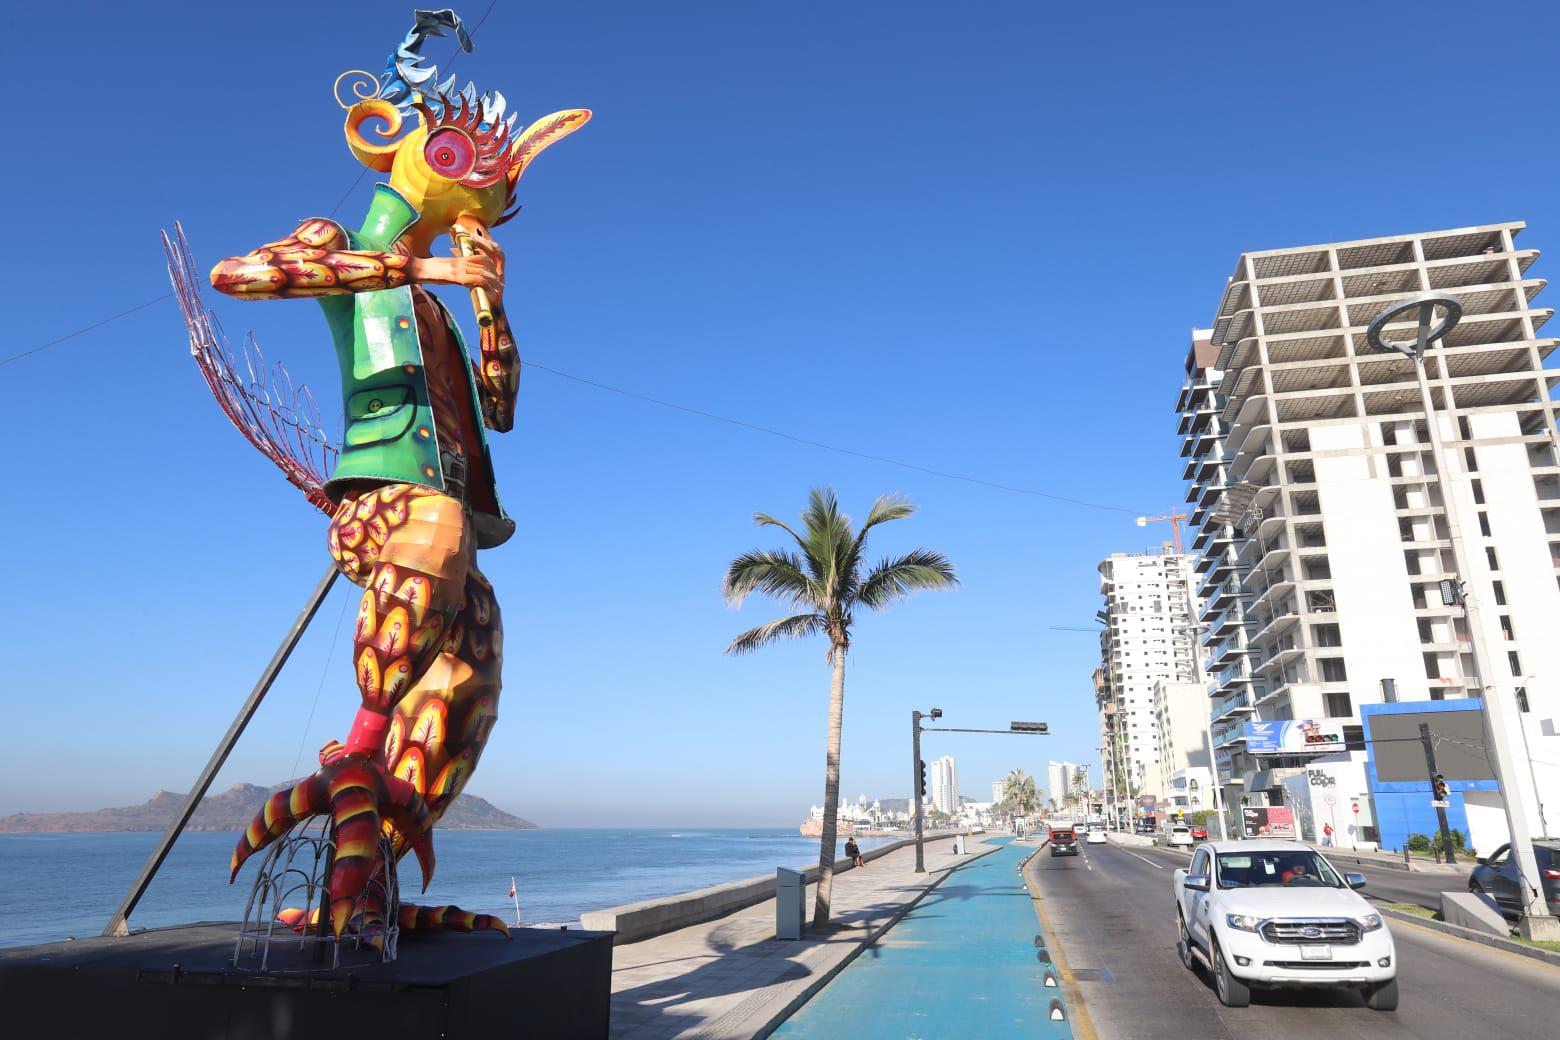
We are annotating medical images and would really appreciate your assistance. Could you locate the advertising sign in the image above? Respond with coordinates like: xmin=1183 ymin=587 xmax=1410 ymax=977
xmin=1244 ymin=719 xmax=1345 ymax=756
xmin=1240 ymin=805 xmax=1296 ymax=838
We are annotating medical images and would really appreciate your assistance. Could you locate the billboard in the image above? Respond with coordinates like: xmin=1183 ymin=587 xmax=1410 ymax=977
xmin=1241 ymin=805 xmax=1296 ymax=838
xmin=1244 ymin=719 xmax=1345 ymax=756
xmin=1364 ymin=706 xmax=1496 ymax=783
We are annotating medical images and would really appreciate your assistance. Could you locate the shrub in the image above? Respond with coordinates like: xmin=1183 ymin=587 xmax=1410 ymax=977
xmin=1406 ymin=833 xmax=1431 ymax=852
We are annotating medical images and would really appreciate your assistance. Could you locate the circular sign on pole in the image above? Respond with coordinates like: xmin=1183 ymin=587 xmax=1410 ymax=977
xmin=1324 ymin=793 xmax=1338 ymax=807
xmin=1351 ymin=802 xmax=1360 ymax=814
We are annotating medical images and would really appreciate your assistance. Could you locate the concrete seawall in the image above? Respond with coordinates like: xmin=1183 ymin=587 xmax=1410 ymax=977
xmin=581 ymin=831 xmax=959 ymax=944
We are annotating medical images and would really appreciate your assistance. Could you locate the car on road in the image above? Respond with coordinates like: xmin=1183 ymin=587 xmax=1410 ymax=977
xmin=1173 ymin=840 xmax=1397 ymax=1010
xmin=1049 ymin=826 xmax=1079 ymax=857
xmin=1086 ymin=829 xmax=1107 ymax=845
xmin=1190 ymin=825 xmax=1209 ymax=842
xmin=1166 ymin=824 xmax=1194 ymax=848
xmin=1468 ymin=840 xmax=1560 ymax=919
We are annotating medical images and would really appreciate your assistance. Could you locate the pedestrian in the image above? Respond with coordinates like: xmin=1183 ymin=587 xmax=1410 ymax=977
xmin=845 ymin=836 xmax=865 ymax=868
xmin=1322 ymin=822 xmax=1334 ymax=846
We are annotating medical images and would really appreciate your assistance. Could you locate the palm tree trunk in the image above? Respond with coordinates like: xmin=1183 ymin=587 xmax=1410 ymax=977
xmin=811 ymin=643 xmax=846 ymax=928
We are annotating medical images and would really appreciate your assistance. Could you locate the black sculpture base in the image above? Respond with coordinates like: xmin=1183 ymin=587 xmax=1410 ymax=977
xmin=0 ymin=921 xmax=612 ymax=1039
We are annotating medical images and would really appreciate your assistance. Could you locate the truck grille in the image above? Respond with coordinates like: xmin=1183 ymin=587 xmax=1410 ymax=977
xmin=1263 ymin=960 xmax=1369 ymax=970
xmin=1260 ymin=919 xmax=1361 ymax=945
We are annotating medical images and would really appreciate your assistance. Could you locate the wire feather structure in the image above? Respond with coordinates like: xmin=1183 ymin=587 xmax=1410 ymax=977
xmin=164 ymin=222 xmax=338 ymax=514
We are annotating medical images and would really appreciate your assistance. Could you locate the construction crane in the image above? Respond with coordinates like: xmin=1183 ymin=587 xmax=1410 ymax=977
xmin=1136 ymin=510 xmax=1188 ymax=554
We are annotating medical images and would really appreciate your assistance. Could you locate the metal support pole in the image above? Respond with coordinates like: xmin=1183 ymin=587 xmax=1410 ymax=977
xmin=911 ymin=711 xmax=926 ymax=874
xmin=1419 ymin=723 xmax=1456 ymax=864
xmin=1370 ymin=294 xmax=1553 ymax=933
xmin=103 ymin=563 xmax=340 ymax=937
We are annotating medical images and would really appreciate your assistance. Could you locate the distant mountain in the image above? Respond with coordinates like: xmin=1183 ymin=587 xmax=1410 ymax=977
xmin=0 ymin=783 xmax=538 ymax=833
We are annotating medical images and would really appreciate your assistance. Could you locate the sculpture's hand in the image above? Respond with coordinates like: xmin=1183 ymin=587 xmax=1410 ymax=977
xmin=409 ymin=237 xmax=505 ymax=300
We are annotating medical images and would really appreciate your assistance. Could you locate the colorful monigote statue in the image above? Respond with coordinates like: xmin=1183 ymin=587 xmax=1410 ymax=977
xmin=204 ymin=9 xmax=589 ymax=939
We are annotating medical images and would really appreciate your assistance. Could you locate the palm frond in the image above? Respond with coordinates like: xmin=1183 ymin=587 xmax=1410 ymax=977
xmin=722 ymin=550 xmax=817 ymax=607
xmin=857 ymin=548 xmax=959 ymax=611
xmin=839 ymin=493 xmax=913 ymax=603
xmin=801 ymin=486 xmax=853 ymax=598
xmin=724 ymin=613 xmax=826 ymax=655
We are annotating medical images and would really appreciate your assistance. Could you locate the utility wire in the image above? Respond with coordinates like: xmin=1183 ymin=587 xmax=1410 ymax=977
xmin=523 ymin=360 xmax=1141 ymax=514
xmin=0 ymin=294 xmax=172 ymax=369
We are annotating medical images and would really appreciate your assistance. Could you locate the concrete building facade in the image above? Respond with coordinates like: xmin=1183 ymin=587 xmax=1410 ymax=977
xmin=930 ymin=755 xmax=958 ymax=817
xmin=1176 ymin=222 xmax=1560 ymax=853
xmin=1095 ymin=549 xmax=1204 ymax=825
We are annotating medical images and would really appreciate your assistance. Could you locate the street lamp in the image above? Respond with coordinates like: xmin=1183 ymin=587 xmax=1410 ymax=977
xmin=1367 ymin=293 xmax=1555 ymax=938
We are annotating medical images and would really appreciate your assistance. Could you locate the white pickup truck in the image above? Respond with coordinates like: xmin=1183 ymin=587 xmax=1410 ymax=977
xmin=1173 ymin=840 xmax=1397 ymax=1010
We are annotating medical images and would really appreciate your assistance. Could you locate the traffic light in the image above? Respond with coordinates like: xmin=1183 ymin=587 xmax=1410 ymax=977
xmin=919 ymin=760 xmax=928 ymax=798
xmin=1010 ymin=721 xmax=1049 ymax=733
xmin=1433 ymin=774 xmax=1450 ymax=801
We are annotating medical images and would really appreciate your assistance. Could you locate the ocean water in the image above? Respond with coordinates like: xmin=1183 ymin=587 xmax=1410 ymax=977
xmin=0 ymin=829 xmax=899 ymax=949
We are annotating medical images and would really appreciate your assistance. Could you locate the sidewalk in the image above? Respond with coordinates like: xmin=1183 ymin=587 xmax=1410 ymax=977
xmin=608 ymin=836 xmax=992 ymax=1040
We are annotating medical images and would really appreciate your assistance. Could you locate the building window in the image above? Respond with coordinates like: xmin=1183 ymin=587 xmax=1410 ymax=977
xmin=1320 ymin=658 xmax=1348 ymax=682
xmin=1508 ymin=650 xmax=1522 ymax=677
xmin=1517 ymin=686 xmax=1531 ymax=713
xmin=1478 ymin=512 xmax=1492 ymax=537
xmin=1486 ymin=547 xmax=1500 ymax=570
xmin=1423 ymin=652 xmax=1442 ymax=680
xmin=1313 ymin=623 xmax=1341 ymax=647
xmin=1493 ymin=580 xmax=1507 ymax=606
xmin=1500 ymin=615 xmax=1515 ymax=641
xmin=1471 ymin=479 xmax=1485 ymax=505
xmin=1465 ymin=446 xmax=1479 ymax=472
xmin=1324 ymin=691 xmax=1353 ymax=717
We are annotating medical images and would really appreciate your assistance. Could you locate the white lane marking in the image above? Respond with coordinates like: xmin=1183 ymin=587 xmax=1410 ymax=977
xmin=1117 ymin=847 xmax=1164 ymax=869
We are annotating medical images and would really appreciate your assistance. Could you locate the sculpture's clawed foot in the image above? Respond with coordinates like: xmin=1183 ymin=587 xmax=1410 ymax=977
xmin=231 ymin=756 xmax=436 ymax=938
xmin=399 ymin=903 xmax=512 ymax=937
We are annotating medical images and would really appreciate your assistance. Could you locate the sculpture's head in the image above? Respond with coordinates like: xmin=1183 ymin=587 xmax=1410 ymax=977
xmin=338 ymin=9 xmax=589 ymax=255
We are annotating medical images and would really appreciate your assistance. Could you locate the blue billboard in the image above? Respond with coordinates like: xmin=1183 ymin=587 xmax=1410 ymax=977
xmin=1243 ymin=719 xmax=1346 ymax=756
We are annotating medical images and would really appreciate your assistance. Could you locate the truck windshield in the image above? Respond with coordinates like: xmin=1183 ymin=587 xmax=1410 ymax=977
xmin=1215 ymin=851 xmax=1342 ymax=889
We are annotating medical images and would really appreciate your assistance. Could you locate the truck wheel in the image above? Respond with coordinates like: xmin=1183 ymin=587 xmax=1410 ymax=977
xmin=1364 ymin=978 xmax=1398 ymax=1011
xmin=1176 ymin=911 xmax=1194 ymax=970
xmin=1212 ymin=937 xmax=1250 ymax=1008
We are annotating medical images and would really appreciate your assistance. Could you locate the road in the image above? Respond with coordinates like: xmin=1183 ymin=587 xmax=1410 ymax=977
xmin=1028 ymin=838 xmax=1560 ymax=1039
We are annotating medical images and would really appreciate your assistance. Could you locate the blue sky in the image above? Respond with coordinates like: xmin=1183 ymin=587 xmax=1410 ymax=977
xmin=5 ymin=1 xmax=1559 ymax=826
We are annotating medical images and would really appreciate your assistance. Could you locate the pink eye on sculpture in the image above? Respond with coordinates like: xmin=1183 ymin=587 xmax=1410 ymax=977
xmin=424 ymin=129 xmax=476 ymax=180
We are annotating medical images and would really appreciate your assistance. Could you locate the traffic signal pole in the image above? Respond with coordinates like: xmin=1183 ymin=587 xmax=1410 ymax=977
xmin=911 ymin=710 xmax=926 ymax=873
xmin=1419 ymin=723 xmax=1456 ymax=864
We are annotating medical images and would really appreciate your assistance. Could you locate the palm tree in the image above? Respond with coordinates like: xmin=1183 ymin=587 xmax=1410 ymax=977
xmin=723 ymin=487 xmax=957 ymax=928
xmin=1001 ymin=769 xmax=1039 ymax=824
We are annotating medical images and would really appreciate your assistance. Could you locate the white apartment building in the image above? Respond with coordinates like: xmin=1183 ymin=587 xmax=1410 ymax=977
xmin=930 ymin=756 xmax=958 ymax=816
xmin=1095 ymin=549 xmax=1204 ymax=821
xmin=1154 ymin=680 xmax=1214 ymax=816
xmin=991 ymin=780 xmax=1007 ymax=804
xmin=1047 ymin=761 xmax=1082 ymax=809
xmin=1177 ymin=222 xmax=1560 ymax=853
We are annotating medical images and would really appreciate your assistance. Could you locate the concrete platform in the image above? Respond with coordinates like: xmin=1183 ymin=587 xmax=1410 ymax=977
xmin=0 ymin=920 xmax=612 ymax=1039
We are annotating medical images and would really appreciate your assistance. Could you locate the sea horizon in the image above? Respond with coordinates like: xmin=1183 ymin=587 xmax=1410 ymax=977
xmin=0 ymin=827 xmax=904 ymax=950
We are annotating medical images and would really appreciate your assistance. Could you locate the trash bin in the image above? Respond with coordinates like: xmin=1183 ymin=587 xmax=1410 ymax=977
xmin=775 ymin=867 xmax=805 ymax=940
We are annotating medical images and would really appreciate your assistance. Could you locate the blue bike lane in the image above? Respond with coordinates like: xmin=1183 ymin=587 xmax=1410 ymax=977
xmin=772 ymin=837 xmax=1075 ymax=1040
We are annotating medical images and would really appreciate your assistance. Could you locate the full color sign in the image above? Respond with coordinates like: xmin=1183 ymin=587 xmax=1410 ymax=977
xmin=1244 ymin=719 xmax=1346 ymax=756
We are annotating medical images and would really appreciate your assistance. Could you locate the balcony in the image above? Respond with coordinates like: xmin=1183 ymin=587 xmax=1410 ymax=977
xmin=1212 ymin=692 xmax=1256 ymax=723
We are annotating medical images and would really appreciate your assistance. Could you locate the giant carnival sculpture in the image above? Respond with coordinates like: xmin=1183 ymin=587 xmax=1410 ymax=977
xmin=178 ymin=9 xmax=589 ymax=942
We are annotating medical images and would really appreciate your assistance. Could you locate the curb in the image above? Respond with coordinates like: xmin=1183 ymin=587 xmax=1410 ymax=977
xmin=749 ymin=838 xmax=1004 ymax=1040
xmin=1375 ymin=904 xmax=1560 ymax=969
xmin=1023 ymin=849 xmax=1095 ymax=1040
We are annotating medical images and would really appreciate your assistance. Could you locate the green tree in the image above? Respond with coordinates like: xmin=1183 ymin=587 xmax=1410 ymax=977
xmin=723 ymin=487 xmax=957 ymax=928
xmin=1000 ymin=769 xmax=1039 ymax=822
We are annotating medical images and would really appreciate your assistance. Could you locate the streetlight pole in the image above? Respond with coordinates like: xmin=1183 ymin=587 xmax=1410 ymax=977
xmin=911 ymin=712 xmax=1048 ymax=872
xmin=1369 ymin=294 xmax=1556 ymax=938
xmin=910 ymin=709 xmax=933 ymax=873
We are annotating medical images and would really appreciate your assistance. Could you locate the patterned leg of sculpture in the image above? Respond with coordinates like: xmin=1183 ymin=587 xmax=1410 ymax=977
xmin=233 ymin=485 xmax=492 ymax=938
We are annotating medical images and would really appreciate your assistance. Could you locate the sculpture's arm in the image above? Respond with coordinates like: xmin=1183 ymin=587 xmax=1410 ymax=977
xmin=477 ymin=306 xmax=519 ymax=432
xmin=210 ymin=219 xmax=412 ymax=299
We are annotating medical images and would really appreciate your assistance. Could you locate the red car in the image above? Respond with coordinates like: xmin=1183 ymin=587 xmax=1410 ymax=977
xmin=1189 ymin=825 xmax=1209 ymax=841
xmin=1049 ymin=826 xmax=1079 ymax=856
